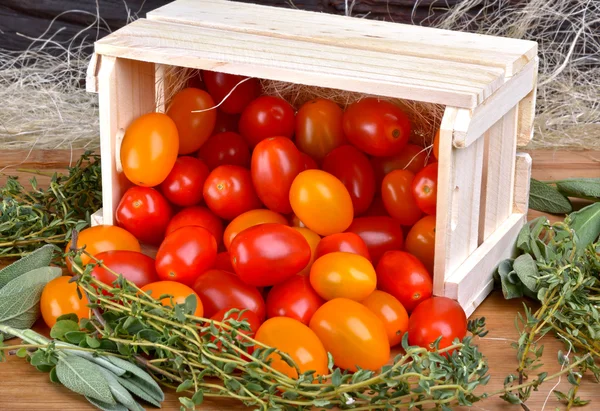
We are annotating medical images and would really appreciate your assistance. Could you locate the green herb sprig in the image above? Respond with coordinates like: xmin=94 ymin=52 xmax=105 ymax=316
xmin=529 ymin=177 xmax=600 ymax=214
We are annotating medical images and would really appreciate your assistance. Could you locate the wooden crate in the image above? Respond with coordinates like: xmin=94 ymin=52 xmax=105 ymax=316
xmin=86 ymin=0 xmax=537 ymax=317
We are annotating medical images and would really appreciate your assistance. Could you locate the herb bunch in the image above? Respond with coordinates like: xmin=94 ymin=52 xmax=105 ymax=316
xmin=529 ymin=177 xmax=600 ymax=214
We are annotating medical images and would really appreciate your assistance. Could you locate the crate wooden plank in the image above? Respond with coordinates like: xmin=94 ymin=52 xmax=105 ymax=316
xmin=513 ymin=153 xmax=533 ymax=214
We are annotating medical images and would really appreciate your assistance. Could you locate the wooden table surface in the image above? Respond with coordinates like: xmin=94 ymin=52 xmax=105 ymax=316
xmin=1 ymin=149 xmax=599 ymax=411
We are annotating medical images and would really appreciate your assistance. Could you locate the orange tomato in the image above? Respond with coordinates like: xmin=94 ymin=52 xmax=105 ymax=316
xmin=40 ymin=276 xmax=89 ymax=328
xmin=295 ymin=98 xmax=345 ymax=163
xmin=223 ymin=209 xmax=288 ymax=250
xmin=292 ymin=227 xmax=321 ymax=276
xmin=289 ymin=170 xmax=353 ymax=236
xmin=140 ymin=281 xmax=204 ymax=317
xmin=310 ymin=298 xmax=389 ymax=371
xmin=371 ymin=144 xmax=429 ymax=192
xmin=310 ymin=252 xmax=376 ymax=301
xmin=361 ymin=290 xmax=408 ymax=347
xmin=381 ymin=169 xmax=423 ymax=226
xmin=167 ymin=88 xmax=216 ymax=154
xmin=120 ymin=112 xmax=179 ymax=187
xmin=255 ymin=317 xmax=328 ymax=379
xmin=405 ymin=215 xmax=436 ymax=275
xmin=432 ymin=130 xmax=440 ymax=161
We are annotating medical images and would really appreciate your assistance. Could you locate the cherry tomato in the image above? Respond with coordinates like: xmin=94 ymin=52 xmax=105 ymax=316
xmin=301 ymin=152 xmax=318 ymax=170
xmin=156 ymin=226 xmax=217 ymax=286
xmin=251 ymin=137 xmax=304 ymax=214
xmin=405 ymin=215 xmax=436 ymax=275
xmin=408 ymin=297 xmax=467 ymax=351
xmin=362 ymin=290 xmax=408 ymax=347
xmin=343 ymin=98 xmax=411 ymax=157
xmin=193 ymin=269 xmax=266 ymax=320
xmin=159 ymin=156 xmax=209 ymax=207
xmin=212 ymin=110 xmax=240 ymax=135
xmin=213 ymin=251 xmax=235 ymax=272
xmin=432 ymin=130 xmax=440 ymax=161
xmin=371 ymin=144 xmax=430 ymax=190
xmin=239 ymin=96 xmax=295 ymax=148
xmin=381 ymin=170 xmax=423 ymax=226
xmin=116 ymin=186 xmax=172 ymax=245
xmin=412 ymin=163 xmax=438 ymax=215
xmin=376 ymin=251 xmax=432 ymax=312
xmin=91 ymin=250 xmax=158 ymax=290
xmin=166 ymin=206 xmax=224 ymax=247
xmin=289 ymin=214 xmax=307 ymax=228
xmin=292 ymin=227 xmax=320 ymax=276
xmin=121 ymin=112 xmax=178 ymax=187
xmin=140 ymin=281 xmax=203 ymax=317
xmin=210 ymin=308 xmax=262 ymax=349
xmin=197 ymin=131 xmax=250 ymax=170
xmin=203 ymin=165 xmax=262 ymax=220
xmin=167 ymin=87 xmax=216 ymax=154
xmin=224 ymin=209 xmax=288 ymax=250
xmin=41 ymin=276 xmax=89 ymax=328
xmin=310 ymin=252 xmax=376 ymax=301
xmin=256 ymin=317 xmax=328 ymax=379
xmin=202 ymin=71 xmax=260 ymax=114
xmin=266 ymin=275 xmax=324 ymax=325
xmin=346 ymin=216 xmax=404 ymax=265
xmin=230 ymin=223 xmax=311 ymax=286
xmin=289 ymin=170 xmax=353 ymax=236
xmin=322 ymin=145 xmax=375 ymax=216
xmin=363 ymin=196 xmax=389 ymax=217
xmin=314 ymin=232 xmax=370 ymax=260
xmin=310 ymin=298 xmax=389 ymax=371
xmin=295 ymin=98 xmax=345 ymax=163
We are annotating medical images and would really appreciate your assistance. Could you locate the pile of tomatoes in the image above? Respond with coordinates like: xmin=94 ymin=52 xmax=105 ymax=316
xmin=40 ymin=70 xmax=467 ymax=376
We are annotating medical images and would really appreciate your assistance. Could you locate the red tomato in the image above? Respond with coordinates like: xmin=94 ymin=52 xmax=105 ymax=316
xmin=213 ymin=251 xmax=234 ymax=272
xmin=202 ymin=71 xmax=260 ymax=114
xmin=363 ymin=196 xmax=389 ymax=218
xmin=160 ymin=156 xmax=209 ymax=207
xmin=381 ymin=170 xmax=423 ymax=226
xmin=91 ymin=250 xmax=158 ymax=289
xmin=408 ymin=297 xmax=467 ymax=351
xmin=310 ymin=252 xmax=376 ymax=301
xmin=140 ymin=281 xmax=203 ymax=317
xmin=432 ymin=130 xmax=440 ymax=161
xmin=167 ymin=88 xmax=216 ymax=154
xmin=301 ymin=152 xmax=318 ymax=170
xmin=343 ymin=98 xmax=411 ymax=157
xmin=230 ymin=223 xmax=311 ymax=287
xmin=266 ymin=275 xmax=324 ymax=325
xmin=322 ymin=145 xmax=375 ymax=216
xmin=203 ymin=165 xmax=262 ymax=220
xmin=156 ymin=226 xmax=217 ymax=286
xmin=412 ymin=163 xmax=438 ymax=215
xmin=239 ymin=96 xmax=295 ymax=148
xmin=405 ymin=215 xmax=436 ymax=275
xmin=346 ymin=216 xmax=404 ymax=265
xmin=41 ymin=276 xmax=89 ymax=328
xmin=362 ymin=290 xmax=409 ymax=347
xmin=193 ymin=269 xmax=266 ymax=320
xmin=314 ymin=232 xmax=370 ymax=260
xmin=251 ymin=137 xmax=304 ymax=214
xmin=376 ymin=251 xmax=432 ymax=312
xmin=295 ymin=98 xmax=345 ymax=163
xmin=292 ymin=227 xmax=320 ymax=276
xmin=212 ymin=110 xmax=240 ymax=134
xmin=116 ymin=186 xmax=172 ymax=245
xmin=371 ymin=144 xmax=429 ymax=190
xmin=166 ymin=206 xmax=224 ymax=247
xmin=197 ymin=132 xmax=250 ymax=170
xmin=224 ymin=209 xmax=288 ymax=250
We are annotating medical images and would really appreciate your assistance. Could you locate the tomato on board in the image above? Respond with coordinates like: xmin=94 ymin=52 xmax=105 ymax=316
xmin=41 ymin=276 xmax=89 ymax=328
xmin=310 ymin=298 xmax=389 ymax=371
xmin=166 ymin=206 xmax=224 ymax=247
xmin=345 ymin=216 xmax=404 ymax=265
xmin=381 ymin=170 xmax=423 ymax=226
xmin=405 ymin=215 xmax=436 ymax=275
xmin=432 ymin=130 xmax=440 ymax=161
xmin=155 ymin=226 xmax=217 ymax=286
xmin=314 ymin=232 xmax=370 ymax=260
xmin=289 ymin=170 xmax=354 ymax=236
xmin=300 ymin=152 xmax=318 ymax=170
xmin=371 ymin=144 xmax=430 ymax=191
xmin=412 ymin=162 xmax=438 ymax=215
xmin=202 ymin=71 xmax=260 ymax=114
xmin=239 ymin=96 xmax=295 ymax=148
xmin=295 ymin=98 xmax=345 ymax=163
xmin=343 ymin=98 xmax=411 ymax=157
xmin=230 ymin=223 xmax=311 ymax=287
xmin=193 ymin=269 xmax=266 ymax=320
xmin=266 ymin=275 xmax=324 ymax=325
xmin=223 ymin=209 xmax=288 ymax=250
xmin=251 ymin=137 xmax=304 ymax=214
xmin=310 ymin=252 xmax=376 ymax=301
xmin=213 ymin=251 xmax=235 ymax=272
xmin=91 ymin=250 xmax=159 ymax=289
xmin=376 ymin=251 xmax=432 ymax=312
xmin=203 ymin=165 xmax=262 ymax=220
xmin=408 ymin=297 xmax=467 ymax=351
xmin=256 ymin=317 xmax=328 ymax=379
xmin=322 ymin=145 xmax=375 ymax=216
xmin=197 ymin=131 xmax=250 ymax=170
xmin=160 ymin=156 xmax=209 ymax=207
xmin=292 ymin=227 xmax=320 ymax=276
xmin=140 ymin=281 xmax=204 ymax=317
xmin=167 ymin=87 xmax=216 ymax=154
xmin=362 ymin=290 xmax=409 ymax=347
xmin=120 ymin=112 xmax=178 ymax=187
xmin=116 ymin=186 xmax=173 ymax=245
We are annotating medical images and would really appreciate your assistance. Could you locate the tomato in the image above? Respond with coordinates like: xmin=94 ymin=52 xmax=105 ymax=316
xmin=289 ymin=170 xmax=353 ymax=236
xmin=115 ymin=186 xmax=172 ymax=245
xmin=266 ymin=275 xmax=324 ymax=325
xmin=230 ymin=223 xmax=310 ymax=286
xmin=155 ymin=226 xmax=217 ymax=286
xmin=345 ymin=216 xmax=404 ymax=265
xmin=41 ymin=276 xmax=89 ymax=328
xmin=314 ymin=232 xmax=370 ymax=260
xmin=310 ymin=252 xmax=376 ymax=301
xmin=408 ymin=297 xmax=467 ymax=351
xmin=213 ymin=251 xmax=235 ymax=272
xmin=167 ymin=87 xmax=216 ymax=154
xmin=197 ymin=131 xmax=250 ymax=170
xmin=295 ymin=98 xmax=345 ymax=162
xmin=432 ymin=130 xmax=440 ymax=161
xmin=363 ymin=196 xmax=389 ymax=218
xmin=301 ymin=152 xmax=318 ymax=170
xmin=412 ymin=163 xmax=438 ymax=215
xmin=224 ymin=209 xmax=288 ymax=250
xmin=405 ymin=215 xmax=436 ymax=275
xmin=202 ymin=71 xmax=260 ymax=114
xmin=193 ymin=269 xmax=266 ymax=320
xmin=289 ymin=214 xmax=307 ymax=228
xmin=371 ymin=144 xmax=429 ymax=190
xmin=140 ymin=281 xmax=203 ymax=317
xmin=376 ymin=251 xmax=432 ymax=312
xmin=91 ymin=250 xmax=158 ymax=289
xmin=292 ymin=227 xmax=320 ymax=276
xmin=212 ymin=110 xmax=240 ymax=134
xmin=343 ymin=98 xmax=411 ymax=157
xmin=159 ymin=156 xmax=209 ymax=207
xmin=362 ymin=290 xmax=408 ymax=347
xmin=210 ymin=308 xmax=262 ymax=349
xmin=166 ymin=206 xmax=224 ymax=247
xmin=310 ymin=298 xmax=389 ymax=371
xmin=251 ymin=137 xmax=304 ymax=214
xmin=239 ymin=96 xmax=295 ymax=148
xmin=381 ymin=170 xmax=423 ymax=226
xmin=322 ymin=145 xmax=375 ymax=215
xmin=203 ymin=165 xmax=262 ymax=220
xmin=120 ymin=112 xmax=178 ymax=187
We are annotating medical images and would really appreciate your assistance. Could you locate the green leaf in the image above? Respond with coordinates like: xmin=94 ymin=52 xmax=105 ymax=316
xmin=177 ymin=379 xmax=194 ymax=392
xmin=568 ymin=203 xmax=600 ymax=251
xmin=512 ymin=254 xmax=538 ymax=292
xmin=56 ymin=355 xmax=115 ymax=404
xmin=183 ymin=294 xmax=198 ymax=316
xmin=64 ymin=331 xmax=87 ymax=344
xmin=96 ymin=367 xmax=142 ymax=411
xmin=555 ymin=178 xmax=600 ymax=200
xmin=0 ymin=244 xmax=54 ymax=289
xmin=0 ymin=305 xmax=40 ymax=340
xmin=498 ymin=268 xmax=523 ymax=300
xmin=86 ymin=397 xmax=128 ymax=411
xmin=331 ymin=368 xmax=342 ymax=387
xmin=56 ymin=313 xmax=79 ymax=323
xmin=49 ymin=366 xmax=59 ymax=383
xmin=192 ymin=390 xmax=204 ymax=405
xmin=116 ymin=376 xmax=161 ymax=408
xmin=50 ymin=320 xmax=80 ymax=340
xmin=313 ymin=399 xmax=331 ymax=407
xmin=179 ymin=396 xmax=195 ymax=410
xmin=529 ymin=179 xmax=572 ymax=214
xmin=107 ymin=356 xmax=164 ymax=401
xmin=86 ymin=335 xmax=101 ymax=348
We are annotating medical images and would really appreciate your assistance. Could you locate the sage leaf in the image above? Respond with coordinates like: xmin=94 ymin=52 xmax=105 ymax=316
xmin=116 ymin=376 xmax=161 ymax=408
xmin=0 ymin=244 xmax=54 ymax=289
xmin=513 ymin=254 xmax=538 ymax=292
xmin=556 ymin=178 xmax=600 ymax=200
xmin=498 ymin=268 xmax=524 ymax=299
xmin=107 ymin=356 xmax=164 ymax=401
xmin=529 ymin=179 xmax=572 ymax=214
xmin=56 ymin=355 xmax=116 ymax=404
xmin=0 ymin=305 xmax=40 ymax=339
xmin=50 ymin=320 xmax=80 ymax=340
xmin=86 ymin=397 xmax=128 ymax=411
xmin=569 ymin=203 xmax=600 ymax=251
xmin=96 ymin=367 xmax=142 ymax=411
xmin=55 ymin=342 xmax=126 ymax=377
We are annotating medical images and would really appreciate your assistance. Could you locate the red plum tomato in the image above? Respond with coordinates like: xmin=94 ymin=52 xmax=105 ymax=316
xmin=160 ymin=156 xmax=209 ymax=207
xmin=294 ymin=98 xmax=345 ymax=163
xmin=266 ymin=275 xmax=324 ymax=325
xmin=381 ymin=169 xmax=423 ymax=226
xmin=239 ymin=96 xmax=295 ymax=148
xmin=314 ymin=232 xmax=370 ymax=260
xmin=197 ymin=131 xmax=250 ymax=170
xmin=202 ymin=71 xmax=260 ymax=114
xmin=91 ymin=250 xmax=158 ymax=289
xmin=345 ymin=216 xmax=404 ymax=265
xmin=166 ymin=206 xmax=224 ymax=247
xmin=203 ymin=165 xmax=262 ymax=220
xmin=408 ymin=296 xmax=467 ymax=352
xmin=167 ymin=88 xmax=216 ymax=154
xmin=412 ymin=163 xmax=438 ymax=215
xmin=116 ymin=186 xmax=172 ymax=245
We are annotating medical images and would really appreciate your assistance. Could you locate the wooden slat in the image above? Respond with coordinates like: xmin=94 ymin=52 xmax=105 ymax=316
xmin=513 ymin=153 xmax=533 ymax=214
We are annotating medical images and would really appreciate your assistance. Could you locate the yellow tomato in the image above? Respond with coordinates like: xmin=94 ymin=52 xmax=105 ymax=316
xmin=223 ymin=209 xmax=288 ymax=250
xmin=140 ymin=281 xmax=204 ymax=317
xmin=361 ymin=290 xmax=409 ymax=347
xmin=292 ymin=227 xmax=321 ymax=276
xmin=40 ymin=276 xmax=89 ymax=328
xmin=310 ymin=252 xmax=376 ymax=301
